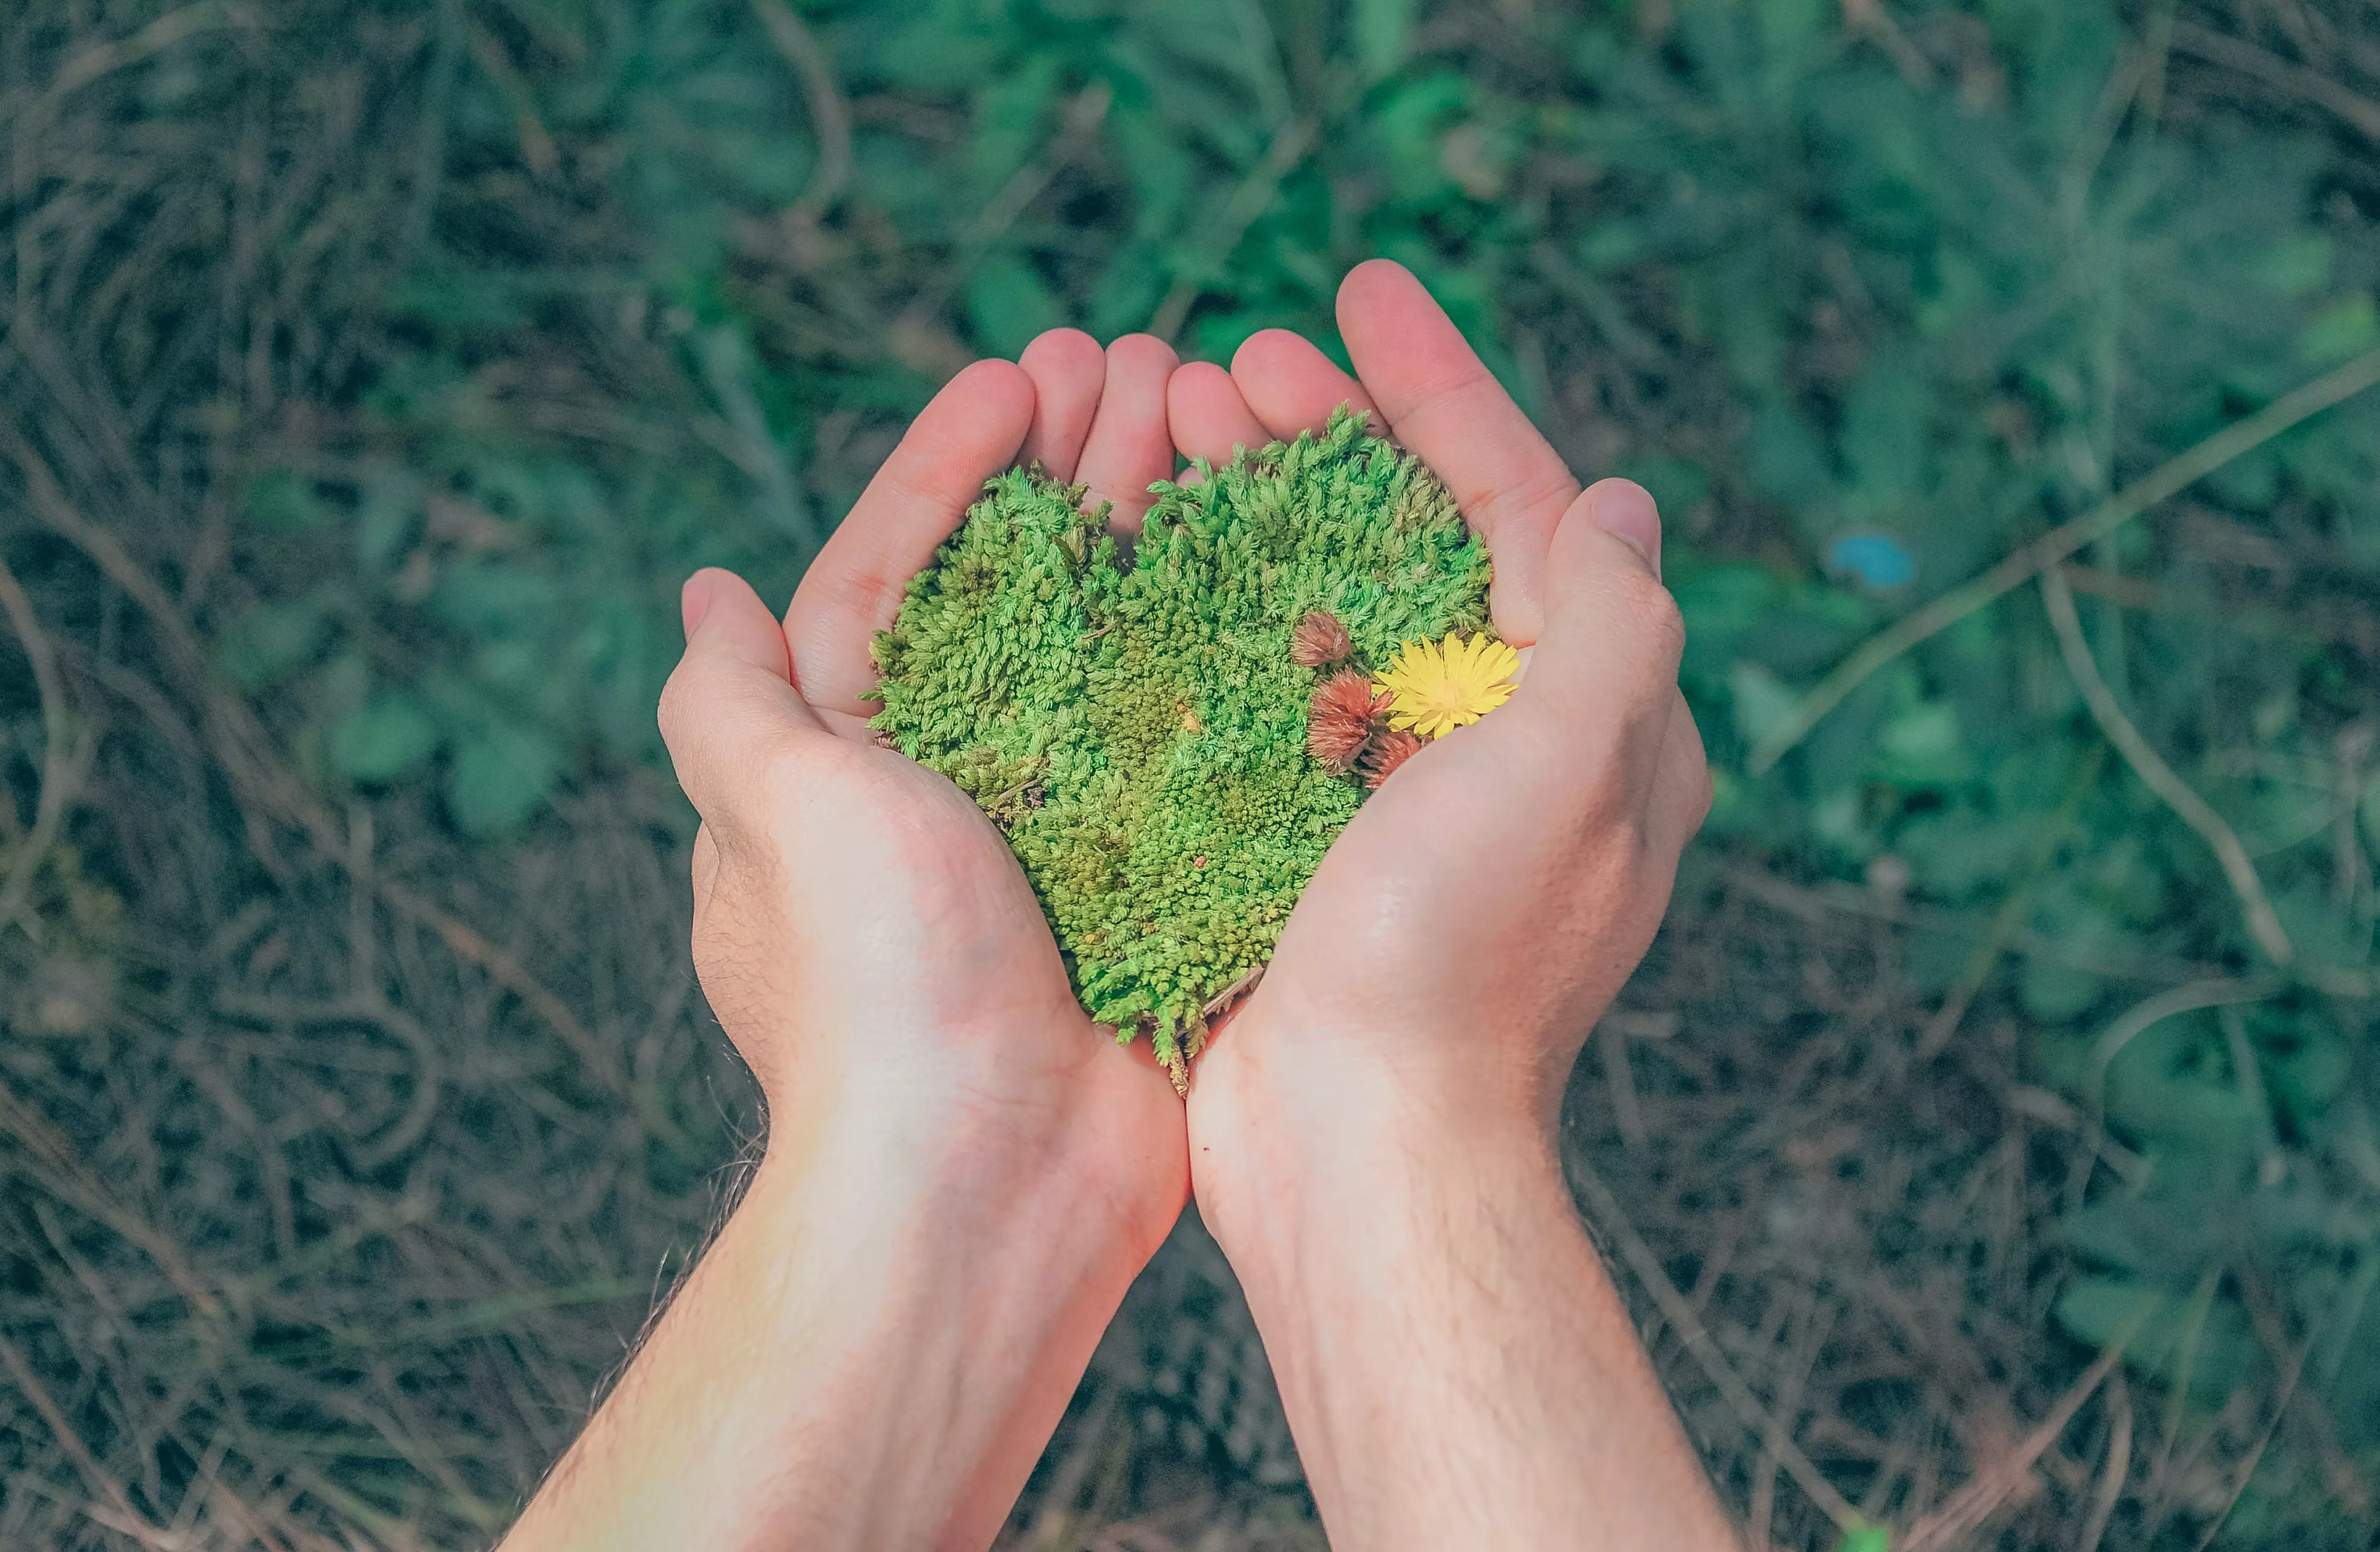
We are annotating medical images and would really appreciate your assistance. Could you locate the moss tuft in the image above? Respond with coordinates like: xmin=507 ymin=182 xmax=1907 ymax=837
xmin=870 ymin=409 xmax=1492 ymax=1082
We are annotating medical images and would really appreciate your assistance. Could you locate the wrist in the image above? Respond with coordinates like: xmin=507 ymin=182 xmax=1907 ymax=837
xmin=695 ymin=1099 xmax=1170 ymax=1550
xmin=1192 ymin=1039 xmax=1569 ymax=1297
xmin=1189 ymin=1008 xmax=1563 ymax=1260
xmin=750 ymin=1024 xmax=1187 ymax=1268
xmin=748 ymin=1084 xmax=1167 ymax=1293
xmin=510 ymin=1128 xmax=1153 ymax=1552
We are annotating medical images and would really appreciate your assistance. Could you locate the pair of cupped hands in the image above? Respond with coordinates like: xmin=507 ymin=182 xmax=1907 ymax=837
xmin=659 ymin=260 xmax=1710 ymax=1282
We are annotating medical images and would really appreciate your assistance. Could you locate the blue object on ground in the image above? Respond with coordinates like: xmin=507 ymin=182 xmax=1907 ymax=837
xmin=1827 ymin=531 xmax=1916 ymax=589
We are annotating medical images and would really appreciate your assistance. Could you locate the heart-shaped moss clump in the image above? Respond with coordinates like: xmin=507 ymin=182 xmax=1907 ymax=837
xmin=870 ymin=409 xmax=1495 ymax=1087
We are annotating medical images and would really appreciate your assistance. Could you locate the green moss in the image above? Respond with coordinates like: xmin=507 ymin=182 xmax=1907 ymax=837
xmin=870 ymin=409 xmax=1491 ymax=1079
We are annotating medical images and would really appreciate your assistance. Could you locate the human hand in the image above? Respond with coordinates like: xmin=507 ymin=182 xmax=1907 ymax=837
xmin=668 ymin=331 xmax=1190 ymax=1226
xmin=500 ymin=334 xmax=1195 ymax=1552
xmin=1163 ymin=264 xmax=1727 ymax=1548
xmin=1169 ymin=260 xmax=1710 ymax=1197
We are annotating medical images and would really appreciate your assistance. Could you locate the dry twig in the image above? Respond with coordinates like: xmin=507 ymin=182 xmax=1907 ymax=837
xmin=1569 ymin=1155 xmax=1865 ymax=1536
xmin=0 ymin=1333 xmax=156 ymax=1538
xmin=0 ymin=551 xmax=81 ymax=931
xmin=2040 ymin=565 xmax=2293 ymax=969
xmin=1149 ymin=115 xmax=1317 ymax=343
xmin=1750 ymin=347 xmax=2380 ymax=775
xmin=750 ymin=0 xmax=852 ymax=218
xmin=2073 ymin=1374 xmax=2132 ymax=1552
xmin=1897 ymin=1292 xmax=2155 ymax=1551
xmin=2171 ymin=19 xmax=2380 ymax=141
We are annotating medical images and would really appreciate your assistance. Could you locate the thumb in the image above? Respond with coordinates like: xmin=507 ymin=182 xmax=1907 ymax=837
xmin=658 ymin=567 xmax=826 ymax=821
xmin=1507 ymin=479 xmax=1685 ymax=747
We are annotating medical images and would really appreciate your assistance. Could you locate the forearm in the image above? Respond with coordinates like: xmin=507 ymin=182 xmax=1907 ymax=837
xmin=501 ymin=1118 xmax=1151 ymax=1552
xmin=1207 ymin=1072 xmax=1737 ymax=1551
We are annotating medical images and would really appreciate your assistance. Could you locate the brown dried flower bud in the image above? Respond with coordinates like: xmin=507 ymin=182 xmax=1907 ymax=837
xmin=1307 ymin=670 xmax=1386 ymax=771
xmin=1360 ymin=728 xmax=1424 ymax=789
xmin=1289 ymin=609 xmax=1353 ymax=668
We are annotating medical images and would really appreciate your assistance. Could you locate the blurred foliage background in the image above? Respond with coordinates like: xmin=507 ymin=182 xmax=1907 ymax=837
xmin=3 ymin=0 xmax=2379 ymax=1547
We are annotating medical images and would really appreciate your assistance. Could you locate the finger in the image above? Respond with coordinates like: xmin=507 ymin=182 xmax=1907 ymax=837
xmin=1336 ymin=260 xmax=1579 ymax=644
xmin=1504 ymin=481 xmax=1680 ymax=761
xmin=785 ymin=358 xmax=1035 ymax=722
xmin=660 ymin=568 xmax=825 ymax=823
xmin=1228 ymin=328 xmax=1376 ymax=442
xmin=1167 ymin=361 xmax=1272 ymax=468
xmin=1576 ymin=476 xmax=1662 ymax=580
xmin=1019 ymin=328 xmax=1107 ymax=481
xmin=1073 ymin=333 xmax=1178 ymax=533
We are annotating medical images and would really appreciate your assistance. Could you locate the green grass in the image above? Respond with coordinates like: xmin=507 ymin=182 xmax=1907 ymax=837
xmin=2 ymin=1 xmax=2378 ymax=1547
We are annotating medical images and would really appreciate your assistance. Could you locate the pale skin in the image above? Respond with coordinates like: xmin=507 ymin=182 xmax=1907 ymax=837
xmin=496 ymin=261 xmax=1734 ymax=1552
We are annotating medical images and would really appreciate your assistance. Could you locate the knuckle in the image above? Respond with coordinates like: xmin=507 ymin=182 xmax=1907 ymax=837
xmin=1592 ymin=567 xmax=1685 ymax=671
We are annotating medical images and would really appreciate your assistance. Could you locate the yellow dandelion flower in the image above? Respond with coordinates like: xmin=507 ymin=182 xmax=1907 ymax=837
xmin=1373 ymin=631 xmax=1519 ymax=739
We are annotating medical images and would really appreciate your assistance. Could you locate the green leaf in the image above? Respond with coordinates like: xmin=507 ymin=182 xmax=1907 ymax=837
xmin=2104 ymin=1012 xmax=2261 ymax=1160
xmin=1728 ymin=660 xmax=1800 ymax=751
xmin=2299 ymin=296 xmax=2379 ymax=366
xmin=1839 ymin=349 xmax=1928 ymax=509
xmin=431 ymin=564 xmax=558 ymax=641
xmin=2017 ymin=952 xmax=2101 ymax=1023
xmin=1351 ymin=0 xmax=1418 ymax=83
xmin=1576 ymin=221 xmax=1646 ymax=273
xmin=247 ymin=468 xmax=325 ymax=531
xmin=2053 ymin=1274 xmax=2257 ymax=1398
xmin=1873 ymin=699 xmax=1966 ymax=786
xmin=1893 ymin=809 xmax=2023 ymax=899
xmin=1837 ymin=1527 xmax=1890 ymax=1552
xmin=1758 ymin=0 xmax=1828 ymax=55
xmin=966 ymin=252 xmax=1068 ymax=360
xmin=355 ymin=479 xmax=420 ymax=571
xmin=1370 ymin=74 xmax=1471 ymax=203
xmin=446 ymin=725 xmax=563 ymax=833
xmin=969 ymin=53 xmax=1062 ymax=191
xmin=332 ymin=695 xmax=442 ymax=784
xmin=1613 ymin=453 xmax=1709 ymax=519
xmin=2251 ymin=236 xmax=2333 ymax=296
xmin=1747 ymin=404 xmax=1835 ymax=513
xmin=2253 ymin=1004 xmax=2354 ymax=1124
xmin=215 ymin=600 xmax=332 ymax=692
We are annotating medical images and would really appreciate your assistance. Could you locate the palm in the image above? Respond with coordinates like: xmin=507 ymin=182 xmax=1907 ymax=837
xmin=1222 ymin=710 xmax=1533 ymax=1047
xmin=826 ymin=748 xmax=1183 ymax=1156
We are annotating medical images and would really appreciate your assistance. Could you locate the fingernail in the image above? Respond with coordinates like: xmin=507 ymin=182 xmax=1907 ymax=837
xmin=680 ymin=573 xmax=715 ymax=641
xmin=1589 ymin=480 xmax=1662 ymax=579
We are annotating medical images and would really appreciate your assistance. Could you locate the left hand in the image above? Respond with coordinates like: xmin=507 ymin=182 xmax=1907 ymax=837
xmin=502 ymin=331 xmax=1194 ymax=1552
xmin=667 ymin=330 xmax=1191 ymax=1223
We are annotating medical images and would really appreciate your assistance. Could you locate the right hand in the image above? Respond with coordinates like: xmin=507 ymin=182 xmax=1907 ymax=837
xmin=1166 ymin=261 xmax=1713 ymax=1234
